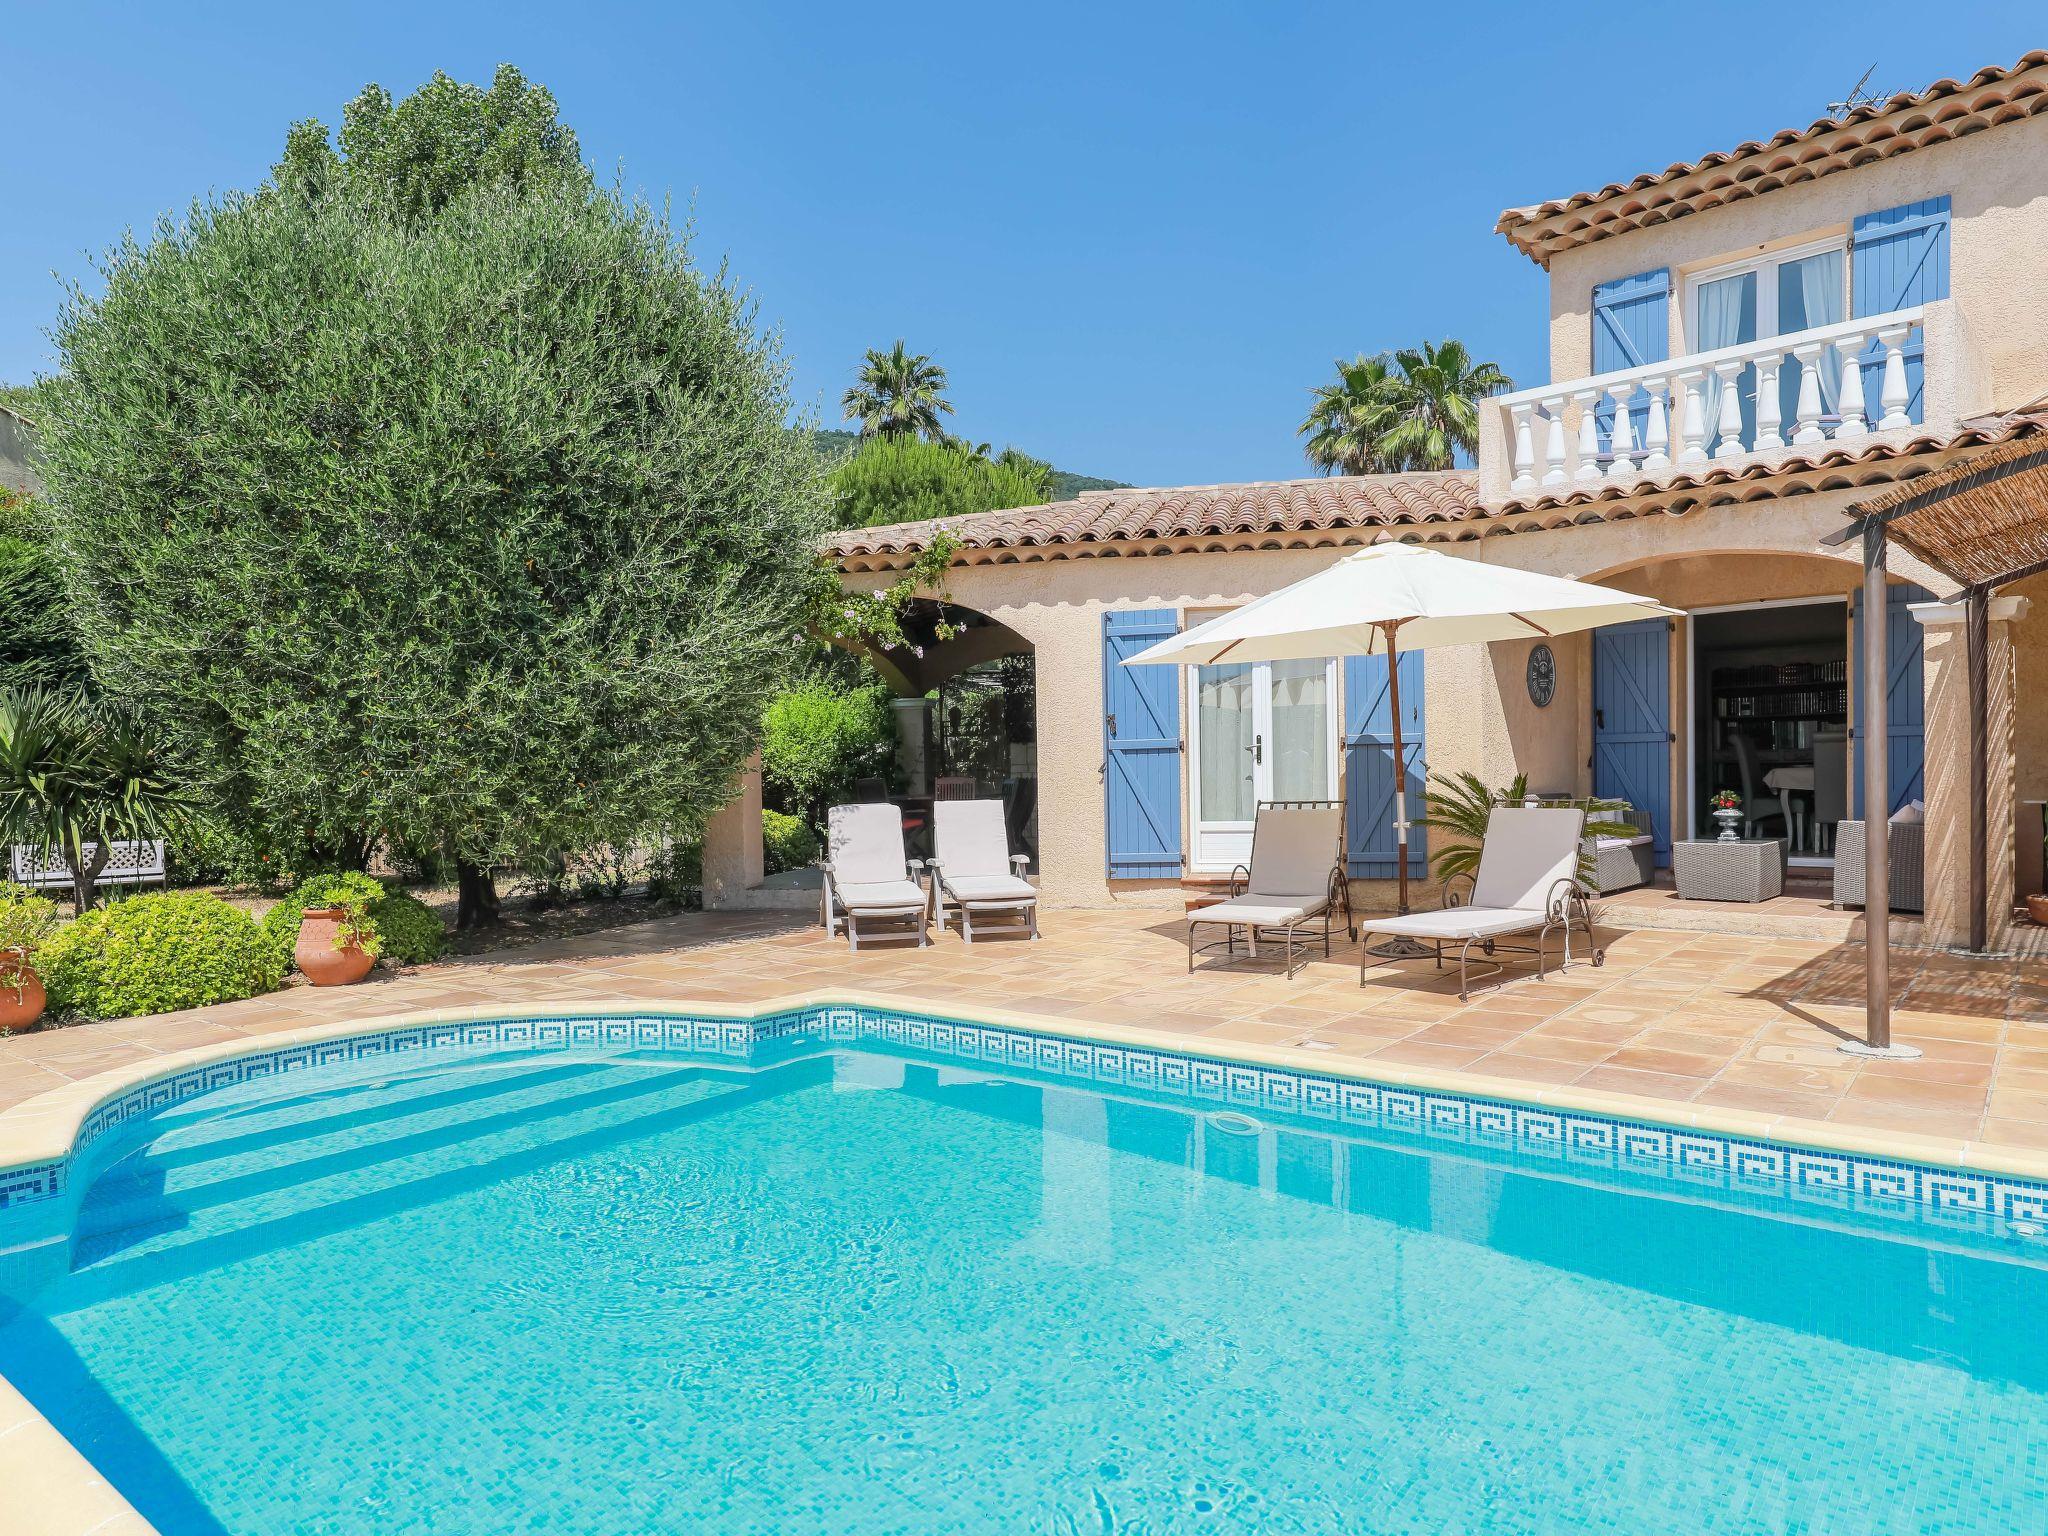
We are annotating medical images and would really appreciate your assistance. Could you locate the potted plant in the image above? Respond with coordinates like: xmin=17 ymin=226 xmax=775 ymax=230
xmin=0 ymin=894 xmax=59 ymax=1030
xmin=1708 ymin=788 xmax=1743 ymax=843
xmin=294 ymin=893 xmax=381 ymax=987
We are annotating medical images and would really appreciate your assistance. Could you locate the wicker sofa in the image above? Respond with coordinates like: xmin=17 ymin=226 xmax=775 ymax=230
xmin=1531 ymin=799 xmax=1654 ymax=894
xmin=1832 ymin=819 xmax=1925 ymax=913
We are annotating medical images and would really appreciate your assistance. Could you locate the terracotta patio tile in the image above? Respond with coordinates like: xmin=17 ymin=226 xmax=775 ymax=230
xmin=1692 ymin=1082 xmax=1843 ymax=1122
xmin=1598 ymin=1045 xmax=1726 ymax=1079
xmin=1839 ymin=1074 xmax=1988 ymax=1113
xmin=1570 ymin=1066 xmax=1707 ymax=1103
xmin=1364 ymin=1040 xmax=1492 ymax=1070
xmin=1466 ymin=1052 xmax=1589 ymax=1085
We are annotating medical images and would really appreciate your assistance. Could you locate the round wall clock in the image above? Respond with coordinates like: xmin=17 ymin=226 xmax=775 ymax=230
xmin=1526 ymin=643 xmax=1556 ymax=708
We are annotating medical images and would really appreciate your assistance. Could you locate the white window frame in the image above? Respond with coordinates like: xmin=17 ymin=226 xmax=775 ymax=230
xmin=1183 ymin=611 xmax=1341 ymax=874
xmin=1680 ymin=232 xmax=1849 ymax=353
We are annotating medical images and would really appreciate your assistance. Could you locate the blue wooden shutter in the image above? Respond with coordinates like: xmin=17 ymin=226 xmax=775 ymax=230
xmin=1591 ymin=269 xmax=1670 ymax=454
xmin=1343 ymin=651 xmax=1426 ymax=878
xmin=1102 ymin=609 xmax=1183 ymax=877
xmin=1592 ymin=619 xmax=1671 ymax=861
xmin=1852 ymin=583 xmax=1931 ymax=817
xmin=1851 ymin=197 xmax=1949 ymax=423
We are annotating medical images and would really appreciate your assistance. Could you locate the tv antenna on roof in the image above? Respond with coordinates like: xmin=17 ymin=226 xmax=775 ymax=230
xmin=1827 ymin=64 xmax=1887 ymax=119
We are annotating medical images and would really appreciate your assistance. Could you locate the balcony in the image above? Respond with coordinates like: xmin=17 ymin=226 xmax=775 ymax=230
xmin=1479 ymin=301 xmax=1986 ymax=502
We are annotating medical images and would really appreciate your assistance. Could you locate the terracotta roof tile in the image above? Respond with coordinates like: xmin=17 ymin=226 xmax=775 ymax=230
xmin=827 ymin=471 xmax=1482 ymax=560
xmin=1497 ymin=51 xmax=2048 ymax=266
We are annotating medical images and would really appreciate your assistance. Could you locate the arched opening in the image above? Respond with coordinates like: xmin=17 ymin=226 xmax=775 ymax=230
xmin=1582 ymin=549 xmax=1929 ymax=883
xmin=849 ymin=599 xmax=1039 ymax=861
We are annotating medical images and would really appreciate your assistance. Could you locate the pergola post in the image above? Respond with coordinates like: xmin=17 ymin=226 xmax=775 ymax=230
xmin=1967 ymin=585 xmax=1990 ymax=954
xmin=1841 ymin=523 xmax=1920 ymax=1059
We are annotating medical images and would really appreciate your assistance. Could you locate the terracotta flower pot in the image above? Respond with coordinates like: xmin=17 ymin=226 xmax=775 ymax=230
xmin=296 ymin=907 xmax=375 ymax=987
xmin=2027 ymin=893 xmax=2048 ymax=928
xmin=0 ymin=950 xmax=44 ymax=1031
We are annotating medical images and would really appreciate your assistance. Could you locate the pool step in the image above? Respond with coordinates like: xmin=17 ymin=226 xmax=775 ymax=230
xmin=63 ymin=1055 xmax=799 ymax=1286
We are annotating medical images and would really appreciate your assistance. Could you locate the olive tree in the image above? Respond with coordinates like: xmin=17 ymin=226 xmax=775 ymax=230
xmin=37 ymin=177 xmax=826 ymax=926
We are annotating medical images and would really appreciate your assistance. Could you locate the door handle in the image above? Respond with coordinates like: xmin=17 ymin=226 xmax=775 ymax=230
xmin=1254 ymin=733 xmax=1264 ymax=765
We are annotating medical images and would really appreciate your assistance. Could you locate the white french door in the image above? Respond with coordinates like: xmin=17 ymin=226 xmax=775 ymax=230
xmin=1188 ymin=656 xmax=1337 ymax=871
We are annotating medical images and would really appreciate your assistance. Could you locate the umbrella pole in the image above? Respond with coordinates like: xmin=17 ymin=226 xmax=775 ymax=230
xmin=1369 ymin=620 xmax=1434 ymax=961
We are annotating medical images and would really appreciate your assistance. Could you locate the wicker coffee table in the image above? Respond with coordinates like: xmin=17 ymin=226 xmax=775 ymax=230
xmin=1672 ymin=838 xmax=1786 ymax=903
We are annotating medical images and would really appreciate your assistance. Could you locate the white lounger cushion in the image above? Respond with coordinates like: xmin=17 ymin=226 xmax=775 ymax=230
xmin=828 ymin=803 xmax=912 ymax=886
xmin=1243 ymin=805 xmax=1341 ymax=896
xmin=943 ymin=873 xmax=1036 ymax=905
xmin=1595 ymin=833 xmax=1653 ymax=850
xmin=933 ymin=800 xmax=1015 ymax=880
xmin=833 ymin=879 xmax=929 ymax=913
xmin=1191 ymin=894 xmax=1326 ymax=929
xmin=1359 ymin=907 xmax=1547 ymax=942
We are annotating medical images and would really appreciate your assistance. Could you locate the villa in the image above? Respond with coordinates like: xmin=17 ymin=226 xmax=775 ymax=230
xmin=705 ymin=50 xmax=2048 ymax=957
xmin=18 ymin=47 xmax=2048 ymax=1536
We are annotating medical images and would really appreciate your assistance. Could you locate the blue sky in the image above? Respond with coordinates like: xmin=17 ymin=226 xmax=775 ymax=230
xmin=4 ymin=2 xmax=2041 ymax=487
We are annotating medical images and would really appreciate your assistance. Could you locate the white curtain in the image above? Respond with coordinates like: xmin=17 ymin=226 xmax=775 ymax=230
xmin=1695 ymin=272 xmax=1754 ymax=453
xmin=1783 ymin=249 xmax=1845 ymax=422
xmin=1197 ymin=664 xmax=1254 ymax=822
xmin=1268 ymin=660 xmax=1329 ymax=801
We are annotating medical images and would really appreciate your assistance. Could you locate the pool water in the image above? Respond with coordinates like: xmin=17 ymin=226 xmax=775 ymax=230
xmin=3 ymin=1040 xmax=2047 ymax=1534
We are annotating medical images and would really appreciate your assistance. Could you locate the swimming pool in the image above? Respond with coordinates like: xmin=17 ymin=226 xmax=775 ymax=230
xmin=2 ymin=1009 xmax=2047 ymax=1533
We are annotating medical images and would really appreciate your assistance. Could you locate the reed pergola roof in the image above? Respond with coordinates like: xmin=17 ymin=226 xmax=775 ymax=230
xmin=1846 ymin=432 xmax=2048 ymax=590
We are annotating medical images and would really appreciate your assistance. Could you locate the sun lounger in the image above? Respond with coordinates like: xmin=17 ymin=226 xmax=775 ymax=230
xmin=1187 ymin=801 xmax=1345 ymax=979
xmin=821 ymin=803 xmax=932 ymax=949
xmin=1356 ymin=806 xmax=1598 ymax=1000
xmin=930 ymin=799 xmax=1038 ymax=942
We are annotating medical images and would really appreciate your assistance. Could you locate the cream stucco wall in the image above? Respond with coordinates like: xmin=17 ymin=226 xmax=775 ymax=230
xmin=809 ymin=490 xmax=1953 ymax=913
xmin=1542 ymin=114 xmax=2048 ymax=411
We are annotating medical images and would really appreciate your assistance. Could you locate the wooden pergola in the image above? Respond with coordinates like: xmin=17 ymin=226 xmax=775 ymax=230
xmin=1826 ymin=430 xmax=2048 ymax=1055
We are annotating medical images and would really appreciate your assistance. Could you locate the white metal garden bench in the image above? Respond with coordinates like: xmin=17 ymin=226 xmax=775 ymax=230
xmin=8 ymin=840 xmax=168 ymax=892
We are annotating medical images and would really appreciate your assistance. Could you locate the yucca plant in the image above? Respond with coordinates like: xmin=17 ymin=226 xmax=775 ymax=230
xmin=0 ymin=688 xmax=191 ymax=914
xmin=1417 ymin=770 xmax=1637 ymax=890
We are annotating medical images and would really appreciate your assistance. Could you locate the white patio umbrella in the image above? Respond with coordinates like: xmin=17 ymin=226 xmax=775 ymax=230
xmin=1123 ymin=542 xmax=1681 ymax=921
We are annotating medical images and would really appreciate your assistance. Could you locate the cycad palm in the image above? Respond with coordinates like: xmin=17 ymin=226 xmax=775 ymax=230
xmin=842 ymin=340 xmax=954 ymax=442
xmin=1299 ymin=341 xmax=1512 ymax=474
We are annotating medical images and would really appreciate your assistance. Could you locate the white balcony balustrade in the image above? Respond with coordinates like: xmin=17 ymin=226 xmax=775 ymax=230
xmin=1501 ymin=307 xmax=1925 ymax=492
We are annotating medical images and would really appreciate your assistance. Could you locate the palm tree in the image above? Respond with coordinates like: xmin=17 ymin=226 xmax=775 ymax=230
xmin=1379 ymin=339 xmax=1512 ymax=471
xmin=842 ymin=341 xmax=955 ymax=442
xmin=1299 ymin=354 xmax=1406 ymax=475
xmin=1299 ymin=341 xmax=1512 ymax=475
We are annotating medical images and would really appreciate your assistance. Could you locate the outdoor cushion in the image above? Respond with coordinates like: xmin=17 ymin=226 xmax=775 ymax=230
xmin=944 ymin=874 xmax=1037 ymax=904
xmin=1190 ymin=894 xmax=1326 ymax=929
xmin=832 ymin=879 xmax=929 ymax=912
xmin=933 ymin=800 xmax=1017 ymax=879
xmin=1890 ymin=800 xmax=1926 ymax=825
xmin=828 ymin=803 xmax=912 ymax=885
xmin=1595 ymin=833 xmax=1654 ymax=850
xmin=1359 ymin=907 xmax=1547 ymax=942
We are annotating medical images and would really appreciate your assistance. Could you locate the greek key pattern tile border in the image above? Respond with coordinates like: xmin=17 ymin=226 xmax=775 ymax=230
xmin=1 ymin=1006 xmax=2044 ymax=1240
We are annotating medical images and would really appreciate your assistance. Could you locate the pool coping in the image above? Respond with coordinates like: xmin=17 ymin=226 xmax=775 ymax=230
xmin=5 ymin=986 xmax=2048 ymax=1535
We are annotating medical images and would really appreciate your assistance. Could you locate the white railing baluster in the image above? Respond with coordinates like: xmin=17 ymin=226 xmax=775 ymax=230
xmin=1490 ymin=305 xmax=1926 ymax=494
xmin=1510 ymin=403 xmax=1536 ymax=490
xmin=1876 ymin=324 xmax=1913 ymax=430
xmin=1833 ymin=334 xmax=1869 ymax=438
xmin=1675 ymin=368 xmax=1708 ymax=464
xmin=1790 ymin=344 xmax=1827 ymax=445
xmin=1541 ymin=406 xmax=1568 ymax=486
xmin=1753 ymin=358 xmax=1783 ymax=451
xmin=1605 ymin=384 xmax=1638 ymax=478
xmin=1711 ymin=360 xmax=1746 ymax=460
xmin=1641 ymin=376 xmax=1671 ymax=470
xmin=1572 ymin=390 xmax=1601 ymax=484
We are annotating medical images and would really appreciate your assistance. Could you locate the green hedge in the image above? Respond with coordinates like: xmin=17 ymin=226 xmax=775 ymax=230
xmin=261 ymin=873 xmax=448 ymax=969
xmin=40 ymin=891 xmax=286 ymax=1019
xmin=762 ymin=809 xmax=821 ymax=874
